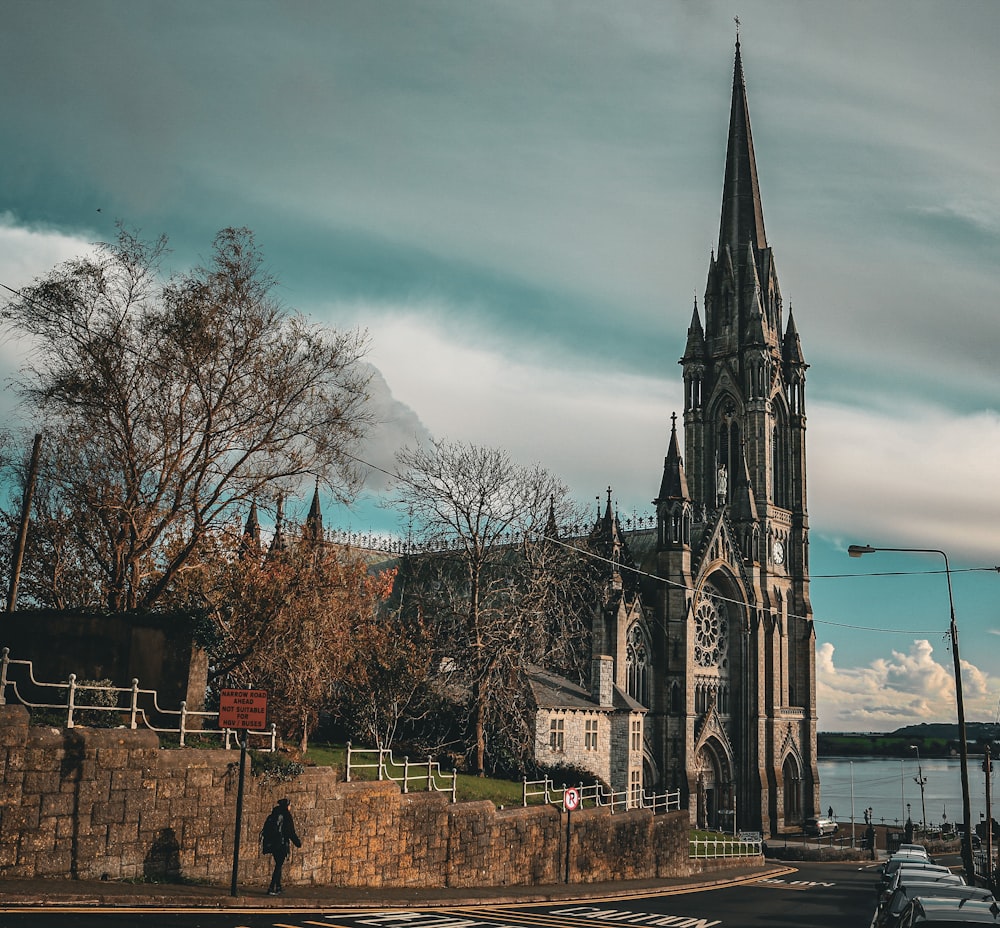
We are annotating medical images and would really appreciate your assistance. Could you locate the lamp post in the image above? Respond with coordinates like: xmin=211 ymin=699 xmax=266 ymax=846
xmin=900 ymin=759 xmax=906 ymax=824
xmin=851 ymin=760 xmax=856 ymax=849
xmin=848 ymin=544 xmax=974 ymax=884
xmin=911 ymin=744 xmax=927 ymax=831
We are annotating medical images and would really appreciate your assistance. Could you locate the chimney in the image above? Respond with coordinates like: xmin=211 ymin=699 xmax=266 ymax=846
xmin=591 ymin=655 xmax=614 ymax=708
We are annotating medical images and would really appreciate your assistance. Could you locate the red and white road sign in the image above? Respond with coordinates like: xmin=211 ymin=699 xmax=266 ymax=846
xmin=563 ymin=787 xmax=580 ymax=811
xmin=218 ymin=688 xmax=268 ymax=730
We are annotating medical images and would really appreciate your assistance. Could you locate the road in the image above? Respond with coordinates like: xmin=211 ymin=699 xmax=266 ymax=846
xmin=0 ymin=861 xmax=884 ymax=928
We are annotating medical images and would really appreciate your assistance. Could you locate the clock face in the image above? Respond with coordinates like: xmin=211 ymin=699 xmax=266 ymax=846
xmin=773 ymin=540 xmax=784 ymax=565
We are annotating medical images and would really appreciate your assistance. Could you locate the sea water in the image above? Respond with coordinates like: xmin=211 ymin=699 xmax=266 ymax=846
xmin=819 ymin=755 xmax=995 ymax=832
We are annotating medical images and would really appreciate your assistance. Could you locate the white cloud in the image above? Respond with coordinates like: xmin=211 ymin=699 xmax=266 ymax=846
xmin=352 ymin=362 xmax=433 ymax=494
xmin=0 ymin=218 xmax=99 ymax=423
xmin=809 ymin=401 xmax=1000 ymax=563
xmin=331 ymin=302 xmax=1000 ymax=574
xmin=352 ymin=306 xmax=676 ymax=514
xmin=0 ymin=213 xmax=95 ymax=284
xmin=817 ymin=640 xmax=996 ymax=731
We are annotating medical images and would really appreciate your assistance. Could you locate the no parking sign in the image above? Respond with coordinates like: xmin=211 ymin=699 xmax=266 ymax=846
xmin=563 ymin=787 xmax=580 ymax=812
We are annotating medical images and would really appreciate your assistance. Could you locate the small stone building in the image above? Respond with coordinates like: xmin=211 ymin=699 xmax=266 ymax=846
xmin=528 ymin=656 xmax=646 ymax=801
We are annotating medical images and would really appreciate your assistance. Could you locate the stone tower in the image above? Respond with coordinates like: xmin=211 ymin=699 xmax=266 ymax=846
xmin=630 ymin=39 xmax=818 ymax=834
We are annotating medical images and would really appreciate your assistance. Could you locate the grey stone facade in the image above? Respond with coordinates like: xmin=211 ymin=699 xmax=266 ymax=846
xmin=561 ymin=40 xmax=819 ymax=835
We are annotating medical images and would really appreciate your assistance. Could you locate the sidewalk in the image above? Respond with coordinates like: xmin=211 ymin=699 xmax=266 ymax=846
xmin=0 ymin=863 xmax=790 ymax=910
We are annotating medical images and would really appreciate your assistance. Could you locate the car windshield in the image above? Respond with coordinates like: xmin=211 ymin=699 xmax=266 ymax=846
xmin=887 ymin=859 xmax=949 ymax=874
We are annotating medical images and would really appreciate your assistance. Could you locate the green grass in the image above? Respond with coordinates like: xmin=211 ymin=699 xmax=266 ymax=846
xmin=301 ymin=743 xmax=345 ymax=767
xmin=454 ymin=772 xmax=524 ymax=806
xmin=301 ymin=743 xmax=532 ymax=807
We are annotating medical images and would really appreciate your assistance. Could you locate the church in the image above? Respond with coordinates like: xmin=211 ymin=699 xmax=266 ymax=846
xmin=536 ymin=39 xmax=820 ymax=836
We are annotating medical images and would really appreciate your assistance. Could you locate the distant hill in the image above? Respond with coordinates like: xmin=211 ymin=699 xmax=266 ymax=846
xmin=818 ymin=721 xmax=999 ymax=757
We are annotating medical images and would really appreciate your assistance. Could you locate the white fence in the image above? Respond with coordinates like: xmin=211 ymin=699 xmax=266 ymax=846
xmin=522 ymin=775 xmax=681 ymax=814
xmin=0 ymin=648 xmax=275 ymax=750
xmin=690 ymin=833 xmax=764 ymax=858
xmin=345 ymin=742 xmax=458 ymax=802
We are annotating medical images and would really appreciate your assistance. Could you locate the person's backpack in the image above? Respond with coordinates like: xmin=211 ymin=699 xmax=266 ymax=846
xmin=259 ymin=810 xmax=283 ymax=855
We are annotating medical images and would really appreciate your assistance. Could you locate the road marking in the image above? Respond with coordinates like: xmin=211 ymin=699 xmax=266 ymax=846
xmin=753 ymin=878 xmax=835 ymax=890
xmin=319 ymin=908 xmax=721 ymax=928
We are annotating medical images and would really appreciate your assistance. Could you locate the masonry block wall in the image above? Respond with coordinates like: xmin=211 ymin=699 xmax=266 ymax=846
xmin=0 ymin=705 xmax=728 ymax=888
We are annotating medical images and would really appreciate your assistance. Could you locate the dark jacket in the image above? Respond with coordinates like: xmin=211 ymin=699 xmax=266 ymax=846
xmin=260 ymin=804 xmax=301 ymax=856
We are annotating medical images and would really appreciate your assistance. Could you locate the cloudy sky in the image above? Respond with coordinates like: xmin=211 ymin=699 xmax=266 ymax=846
xmin=1 ymin=0 xmax=998 ymax=732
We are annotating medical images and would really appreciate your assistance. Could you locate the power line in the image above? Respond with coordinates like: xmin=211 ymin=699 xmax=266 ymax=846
xmin=4 ymin=278 xmax=996 ymax=639
xmin=333 ymin=446 xmax=987 ymax=638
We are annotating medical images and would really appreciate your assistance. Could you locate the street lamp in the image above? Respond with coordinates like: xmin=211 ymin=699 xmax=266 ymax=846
xmin=848 ymin=544 xmax=974 ymax=884
xmin=910 ymin=744 xmax=927 ymax=831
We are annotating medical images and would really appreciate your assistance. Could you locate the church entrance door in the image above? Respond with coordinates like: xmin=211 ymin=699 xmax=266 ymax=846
xmin=782 ymin=754 xmax=802 ymax=827
xmin=695 ymin=744 xmax=725 ymax=830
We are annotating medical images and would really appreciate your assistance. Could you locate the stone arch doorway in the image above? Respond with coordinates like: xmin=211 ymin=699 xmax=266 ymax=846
xmin=782 ymin=753 xmax=802 ymax=826
xmin=694 ymin=740 xmax=730 ymax=830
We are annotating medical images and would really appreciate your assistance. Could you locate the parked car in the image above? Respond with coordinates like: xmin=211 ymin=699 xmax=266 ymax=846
xmin=878 ymin=858 xmax=961 ymax=899
xmin=898 ymin=896 xmax=1000 ymax=926
xmin=878 ymin=868 xmax=966 ymax=912
xmin=875 ymin=882 xmax=995 ymax=928
xmin=804 ymin=816 xmax=838 ymax=836
xmin=898 ymin=843 xmax=932 ymax=860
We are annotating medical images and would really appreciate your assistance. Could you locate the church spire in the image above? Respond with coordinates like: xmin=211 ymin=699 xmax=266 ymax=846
xmin=305 ymin=478 xmax=324 ymax=546
xmin=241 ymin=499 xmax=261 ymax=560
xmin=655 ymin=412 xmax=690 ymax=504
xmin=267 ymin=495 xmax=287 ymax=560
xmin=682 ymin=296 xmax=706 ymax=362
xmin=783 ymin=306 xmax=806 ymax=367
xmin=718 ymin=37 xmax=767 ymax=262
xmin=544 ymin=495 xmax=559 ymax=540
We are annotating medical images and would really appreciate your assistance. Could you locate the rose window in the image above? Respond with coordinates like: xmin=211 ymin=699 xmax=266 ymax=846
xmin=694 ymin=589 xmax=728 ymax=668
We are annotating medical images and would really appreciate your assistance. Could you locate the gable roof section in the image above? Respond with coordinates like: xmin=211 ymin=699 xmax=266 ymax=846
xmin=526 ymin=664 xmax=645 ymax=713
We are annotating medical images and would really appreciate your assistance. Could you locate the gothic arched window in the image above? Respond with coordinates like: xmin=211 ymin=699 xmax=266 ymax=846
xmin=717 ymin=409 xmax=740 ymax=503
xmin=626 ymin=623 xmax=650 ymax=707
xmin=771 ymin=407 xmax=789 ymax=508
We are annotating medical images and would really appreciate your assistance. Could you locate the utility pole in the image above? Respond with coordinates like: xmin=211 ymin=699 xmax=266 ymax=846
xmin=911 ymin=744 xmax=927 ymax=830
xmin=6 ymin=433 xmax=42 ymax=614
xmin=985 ymin=746 xmax=993 ymax=890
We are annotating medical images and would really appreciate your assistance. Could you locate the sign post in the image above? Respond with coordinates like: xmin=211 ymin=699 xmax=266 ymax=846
xmin=219 ymin=688 xmax=268 ymax=898
xmin=563 ymin=787 xmax=580 ymax=883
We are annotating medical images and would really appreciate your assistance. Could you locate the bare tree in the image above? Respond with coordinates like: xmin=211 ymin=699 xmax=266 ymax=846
xmin=392 ymin=439 xmax=586 ymax=776
xmin=1 ymin=226 xmax=370 ymax=611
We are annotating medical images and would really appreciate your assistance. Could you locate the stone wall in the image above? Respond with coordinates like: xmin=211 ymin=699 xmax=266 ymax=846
xmin=0 ymin=705 xmax=735 ymax=888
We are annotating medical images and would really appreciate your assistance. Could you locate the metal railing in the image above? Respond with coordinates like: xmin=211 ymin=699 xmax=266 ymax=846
xmin=973 ymin=848 xmax=997 ymax=887
xmin=522 ymin=775 xmax=681 ymax=814
xmin=689 ymin=833 xmax=764 ymax=858
xmin=0 ymin=648 xmax=275 ymax=750
xmin=345 ymin=741 xmax=458 ymax=802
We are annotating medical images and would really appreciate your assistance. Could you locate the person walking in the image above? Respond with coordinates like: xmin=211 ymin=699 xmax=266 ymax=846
xmin=260 ymin=797 xmax=301 ymax=895
xmin=865 ymin=824 xmax=876 ymax=860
